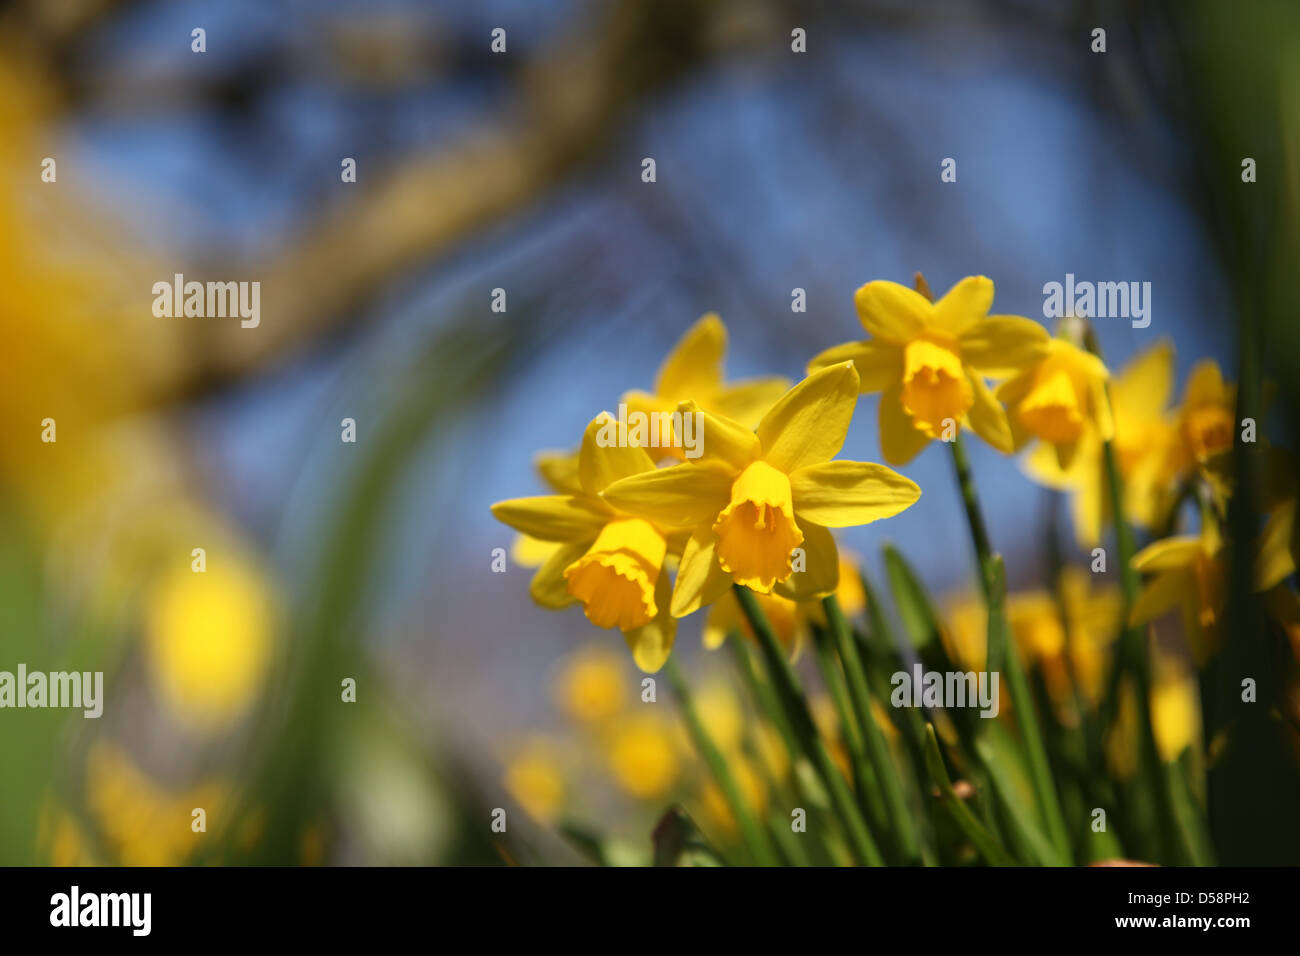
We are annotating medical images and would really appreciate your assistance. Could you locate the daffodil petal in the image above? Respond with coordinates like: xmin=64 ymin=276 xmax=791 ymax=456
xmin=773 ymin=519 xmax=838 ymax=601
xmin=1183 ymin=360 xmax=1227 ymax=407
xmin=965 ymin=371 xmax=1014 ymax=453
xmin=807 ymin=339 xmax=901 ymax=392
xmin=709 ymin=377 xmax=791 ymax=428
xmin=957 ymin=315 xmax=1050 ymax=377
xmin=1112 ymin=339 xmax=1174 ymax=411
xmin=579 ymin=411 xmax=656 ymax=494
xmin=678 ymin=400 xmax=760 ymax=471
xmin=1255 ymin=499 xmax=1296 ymax=591
xmin=491 ymin=495 xmax=611 ymax=541
xmin=853 ymin=280 xmax=929 ymax=343
xmin=600 ymin=461 xmax=734 ymax=529
xmin=670 ymin=527 xmax=733 ymax=617
xmin=1132 ymin=535 xmax=1202 ymax=572
xmin=878 ymin=382 xmax=930 ymax=465
xmin=757 ymin=362 xmax=860 ymax=473
xmin=656 ymin=312 xmax=726 ymax=399
xmin=931 ymin=275 xmax=994 ymax=335
xmin=1129 ymin=570 xmax=1188 ymax=626
xmin=529 ymin=539 xmax=592 ymax=608
xmin=788 ymin=460 xmax=920 ymax=527
xmin=534 ymin=449 xmax=583 ymax=494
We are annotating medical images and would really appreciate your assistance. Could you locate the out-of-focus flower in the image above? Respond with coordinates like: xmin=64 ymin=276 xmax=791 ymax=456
xmin=1130 ymin=524 xmax=1226 ymax=665
xmin=622 ymin=313 xmax=789 ymax=460
xmin=605 ymin=712 xmax=680 ymax=799
xmin=699 ymin=754 xmax=767 ymax=834
xmin=999 ymin=337 xmax=1113 ymax=470
xmin=1168 ymin=360 xmax=1237 ymax=472
xmin=554 ymin=644 xmax=628 ymax=725
xmin=86 ymin=742 xmax=227 ymax=866
xmin=503 ymin=737 xmax=567 ymax=824
xmin=691 ymin=677 xmax=745 ymax=753
xmin=603 ymin=364 xmax=920 ymax=613
xmin=492 ymin=412 xmax=682 ymax=671
xmin=1106 ymin=652 xmax=1200 ymax=775
xmin=1023 ymin=341 xmax=1176 ymax=545
xmin=143 ymin=554 xmax=274 ymax=732
xmin=808 ymin=275 xmax=1048 ymax=464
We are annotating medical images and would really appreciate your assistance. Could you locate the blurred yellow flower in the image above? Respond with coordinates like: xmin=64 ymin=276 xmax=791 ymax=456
xmin=1106 ymin=653 xmax=1199 ymax=775
xmin=1169 ymin=360 xmax=1236 ymax=470
xmin=808 ymin=275 xmax=1048 ymax=464
xmin=503 ymin=738 xmax=567 ymax=824
xmin=144 ymin=554 xmax=274 ymax=731
xmin=603 ymin=364 xmax=920 ymax=613
xmin=622 ymin=313 xmax=790 ymax=460
xmin=1023 ymin=341 xmax=1176 ymax=546
xmin=999 ymin=337 xmax=1113 ymax=470
xmin=606 ymin=712 xmax=680 ymax=799
xmin=555 ymin=645 xmax=628 ymax=724
xmin=699 ymin=754 xmax=767 ymax=834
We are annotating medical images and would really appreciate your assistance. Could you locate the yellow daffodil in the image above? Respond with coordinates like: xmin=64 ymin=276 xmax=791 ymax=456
xmin=1130 ymin=524 xmax=1226 ymax=665
xmin=492 ymin=412 xmax=682 ymax=671
xmin=622 ymin=313 xmax=790 ymax=459
xmin=503 ymin=737 xmax=567 ymax=824
xmin=1106 ymin=652 xmax=1200 ymax=775
xmin=1023 ymin=341 xmax=1177 ymax=546
xmin=808 ymin=275 xmax=1048 ymax=464
xmin=1168 ymin=360 xmax=1237 ymax=471
xmin=510 ymin=450 xmax=582 ymax=568
xmin=998 ymin=336 xmax=1113 ymax=470
xmin=602 ymin=363 xmax=921 ymax=614
xmin=606 ymin=712 xmax=680 ymax=799
xmin=554 ymin=644 xmax=628 ymax=724
xmin=699 ymin=754 xmax=767 ymax=834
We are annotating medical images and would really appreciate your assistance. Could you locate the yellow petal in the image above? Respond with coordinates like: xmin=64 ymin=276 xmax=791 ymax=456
xmin=806 ymin=339 xmax=901 ymax=392
xmin=600 ymin=460 xmax=735 ymax=528
xmin=529 ymin=539 xmax=592 ymax=608
xmin=1256 ymin=499 xmax=1297 ymax=591
xmin=1112 ymin=339 xmax=1174 ymax=412
xmin=656 ymin=312 xmax=726 ymax=400
xmin=512 ymin=533 xmax=561 ymax=569
xmin=772 ymin=518 xmax=839 ymax=601
xmin=1129 ymin=569 xmax=1189 ymax=627
xmin=931 ymin=275 xmax=994 ymax=335
xmin=1182 ymin=360 xmax=1227 ymax=407
xmin=677 ymin=400 xmax=760 ymax=471
xmin=957 ymin=315 xmax=1050 ymax=377
xmin=788 ymin=460 xmax=920 ymax=527
xmin=900 ymin=337 xmax=973 ymax=437
xmin=756 ymin=362 xmax=860 ymax=473
xmin=709 ymin=377 xmax=792 ymax=428
xmin=534 ymin=450 xmax=583 ymax=494
xmin=1132 ymin=535 xmax=1202 ymax=572
xmin=964 ymin=370 xmax=1014 ymax=453
xmin=564 ymin=518 xmax=667 ymax=630
xmin=853 ymin=280 xmax=929 ymax=343
xmin=671 ymin=526 xmax=733 ymax=617
xmin=579 ymin=411 xmax=656 ymax=494
xmin=878 ymin=382 xmax=930 ymax=465
xmin=491 ymin=495 xmax=610 ymax=541
xmin=624 ymin=571 xmax=678 ymax=672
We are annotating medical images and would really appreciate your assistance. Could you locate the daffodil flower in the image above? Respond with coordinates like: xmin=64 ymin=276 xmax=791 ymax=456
xmin=1022 ymin=341 xmax=1177 ymax=545
xmin=622 ymin=313 xmax=790 ymax=459
xmin=601 ymin=363 xmax=921 ymax=614
xmin=510 ymin=449 xmax=582 ymax=568
xmin=491 ymin=412 xmax=682 ymax=671
xmin=807 ymin=275 xmax=1048 ymax=465
xmin=1168 ymin=359 xmax=1237 ymax=471
xmin=1129 ymin=525 xmax=1226 ymax=665
xmin=998 ymin=336 xmax=1114 ymax=470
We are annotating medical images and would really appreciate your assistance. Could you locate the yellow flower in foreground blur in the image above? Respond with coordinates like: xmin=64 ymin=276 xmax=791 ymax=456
xmin=1024 ymin=341 xmax=1176 ymax=545
xmin=808 ymin=275 xmax=1048 ymax=465
xmin=1169 ymin=360 xmax=1236 ymax=471
xmin=503 ymin=738 xmax=567 ymax=824
xmin=555 ymin=644 xmax=628 ymax=724
xmin=999 ymin=336 xmax=1113 ymax=470
xmin=492 ymin=412 xmax=681 ymax=671
xmin=144 ymin=555 xmax=274 ymax=732
xmin=700 ymin=754 xmax=767 ymax=834
xmin=606 ymin=712 xmax=680 ymax=799
xmin=603 ymin=364 xmax=920 ymax=613
xmin=622 ymin=313 xmax=790 ymax=459
xmin=1130 ymin=524 xmax=1226 ymax=665
xmin=1107 ymin=653 xmax=1199 ymax=775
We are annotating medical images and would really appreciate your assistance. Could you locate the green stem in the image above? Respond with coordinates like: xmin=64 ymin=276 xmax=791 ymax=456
xmin=823 ymin=594 xmax=922 ymax=864
xmin=733 ymin=585 xmax=884 ymax=866
xmin=947 ymin=433 xmax=1072 ymax=861
xmin=663 ymin=656 xmax=779 ymax=866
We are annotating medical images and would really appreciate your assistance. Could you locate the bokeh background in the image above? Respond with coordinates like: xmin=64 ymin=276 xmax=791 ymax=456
xmin=2 ymin=0 xmax=1298 ymax=865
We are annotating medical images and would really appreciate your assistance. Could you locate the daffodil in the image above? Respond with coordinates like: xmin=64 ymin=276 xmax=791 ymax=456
xmin=510 ymin=450 xmax=582 ymax=568
xmin=1023 ymin=341 xmax=1177 ymax=545
xmin=554 ymin=644 xmax=628 ymax=725
xmin=1169 ymin=360 xmax=1237 ymax=471
xmin=998 ymin=336 xmax=1113 ymax=470
xmin=491 ymin=412 xmax=682 ymax=671
xmin=1106 ymin=651 xmax=1200 ymax=775
xmin=807 ymin=276 xmax=1048 ymax=465
xmin=606 ymin=712 xmax=680 ymax=799
xmin=1130 ymin=523 xmax=1226 ymax=665
xmin=503 ymin=737 xmax=567 ymax=824
xmin=622 ymin=313 xmax=790 ymax=460
xmin=699 ymin=755 xmax=767 ymax=834
xmin=601 ymin=363 xmax=921 ymax=614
